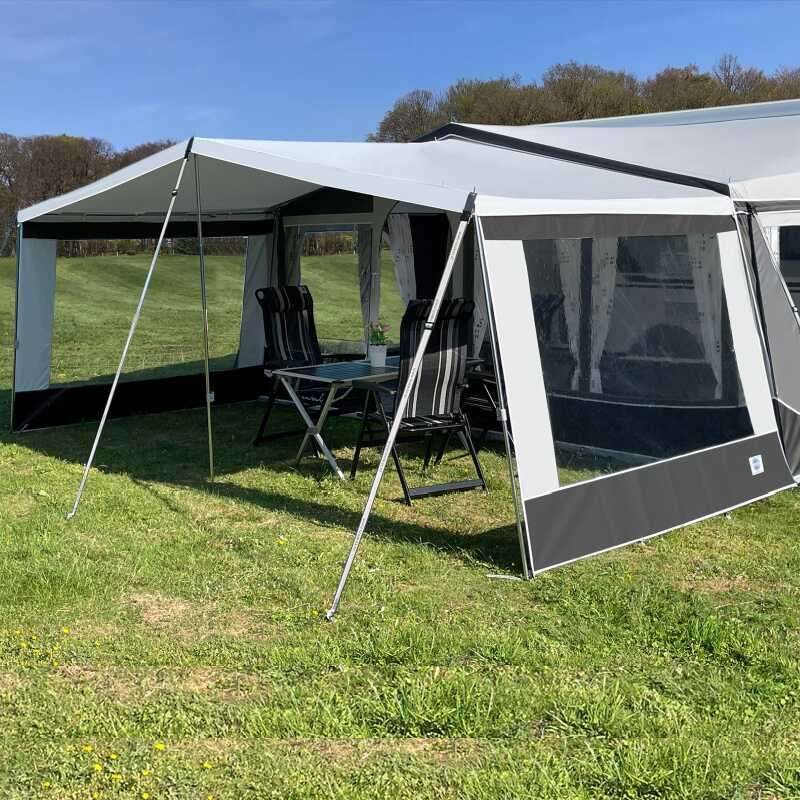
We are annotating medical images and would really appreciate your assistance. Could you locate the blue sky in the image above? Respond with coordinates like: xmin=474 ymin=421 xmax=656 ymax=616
xmin=4 ymin=0 xmax=800 ymax=148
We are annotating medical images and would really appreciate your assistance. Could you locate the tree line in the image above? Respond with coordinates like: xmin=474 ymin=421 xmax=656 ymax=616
xmin=368 ymin=55 xmax=800 ymax=141
xmin=2 ymin=55 xmax=799 ymax=257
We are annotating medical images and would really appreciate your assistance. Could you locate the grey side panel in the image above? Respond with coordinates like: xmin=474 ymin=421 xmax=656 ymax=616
xmin=776 ymin=402 xmax=800 ymax=477
xmin=526 ymin=432 xmax=792 ymax=571
xmin=14 ymin=237 xmax=57 ymax=392
xmin=739 ymin=214 xmax=800 ymax=472
xmin=749 ymin=220 xmax=800 ymax=404
xmin=482 ymin=214 xmax=735 ymax=241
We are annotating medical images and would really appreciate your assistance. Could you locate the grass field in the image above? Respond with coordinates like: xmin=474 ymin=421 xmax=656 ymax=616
xmin=1 ymin=253 xmax=800 ymax=798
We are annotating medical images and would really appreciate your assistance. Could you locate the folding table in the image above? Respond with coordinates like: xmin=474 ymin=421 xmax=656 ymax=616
xmin=271 ymin=357 xmax=401 ymax=479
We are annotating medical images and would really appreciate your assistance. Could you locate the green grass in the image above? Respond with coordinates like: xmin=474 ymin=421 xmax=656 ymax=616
xmin=0 ymin=253 xmax=799 ymax=798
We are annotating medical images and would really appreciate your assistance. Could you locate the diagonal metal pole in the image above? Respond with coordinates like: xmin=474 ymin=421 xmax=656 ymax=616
xmin=67 ymin=142 xmax=193 ymax=519
xmin=475 ymin=216 xmax=533 ymax=578
xmin=325 ymin=192 xmax=476 ymax=620
xmin=194 ymin=154 xmax=215 ymax=482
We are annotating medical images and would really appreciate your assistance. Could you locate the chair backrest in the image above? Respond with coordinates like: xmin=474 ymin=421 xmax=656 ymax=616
xmin=396 ymin=298 xmax=474 ymax=418
xmin=255 ymin=285 xmax=323 ymax=369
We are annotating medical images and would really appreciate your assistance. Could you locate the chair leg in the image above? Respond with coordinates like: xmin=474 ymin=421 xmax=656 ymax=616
xmin=391 ymin=445 xmax=412 ymax=505
xmin=350 ymin=391 xmax=373 ymax=480
xmin=253 ymin=377 xmax=277 ymax=446
xmin=433 ymin=429 xmax=453 ymax=466
xmin=462 ymin=415 xmax=488 ymax=492
xmin=375 ymin=393 xmax=412 ymax=505
xmin=422 ymin=434 xmax=434 ymax=472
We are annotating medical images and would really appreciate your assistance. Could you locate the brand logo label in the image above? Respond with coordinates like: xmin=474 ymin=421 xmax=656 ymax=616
xmin=749 ymin=455 xmax=764 ymax=476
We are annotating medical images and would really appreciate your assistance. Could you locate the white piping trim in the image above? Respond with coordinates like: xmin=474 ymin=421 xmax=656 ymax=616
xmin=532 ymin=483 xmax=796 ymax=576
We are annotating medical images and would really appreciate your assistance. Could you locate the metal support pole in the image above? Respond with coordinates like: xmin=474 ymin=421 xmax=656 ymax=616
xmin=475 ymin=216 xmax=533 ymax=578
xmin=325 ymin=192 xmax=476 ymax=620
xmin=67 ymin=145 xmax=193 ymax=519
xmin=194 ymin=154 xmax=215 ymax=482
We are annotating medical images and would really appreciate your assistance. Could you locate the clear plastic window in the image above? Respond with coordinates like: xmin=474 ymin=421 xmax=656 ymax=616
xmin=50 ymin=246 xmax=244 ymax=386
xmin=523 ymin=233 xmax=752 ymax=481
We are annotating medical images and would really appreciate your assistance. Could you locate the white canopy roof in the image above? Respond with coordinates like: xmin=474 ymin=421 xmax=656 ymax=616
xmin=450 ymin=99 xmax=800 ymax=207
xmin=18 ymin=135 xmax=733 ymax=225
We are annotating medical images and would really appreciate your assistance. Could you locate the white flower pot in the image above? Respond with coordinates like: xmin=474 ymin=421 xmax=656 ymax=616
xmin=369 ymin=344 xmax=387 ymax=368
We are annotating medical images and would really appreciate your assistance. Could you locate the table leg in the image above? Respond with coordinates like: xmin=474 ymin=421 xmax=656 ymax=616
xmin=280 ymin=377 xmax=345 ymax=480
xmin=295 ymin=384 xmax=337 ymax=465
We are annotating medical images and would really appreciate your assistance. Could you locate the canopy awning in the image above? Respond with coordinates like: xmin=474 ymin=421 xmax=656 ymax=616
xmin=18 ymin=135 xmax=734 ymax=227
xmin=426 ymin=99 xmax=800 ymax=208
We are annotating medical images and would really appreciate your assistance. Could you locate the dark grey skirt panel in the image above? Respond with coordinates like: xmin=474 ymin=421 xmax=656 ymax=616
xmin=525 ymin=432 xmax=793 ymax=571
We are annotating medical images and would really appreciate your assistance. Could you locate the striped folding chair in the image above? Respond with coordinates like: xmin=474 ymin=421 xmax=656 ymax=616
xmin=350 ymin=298 xmax=487 ymax=503
xmin=253 ymin=285 xmax=328 ymax=445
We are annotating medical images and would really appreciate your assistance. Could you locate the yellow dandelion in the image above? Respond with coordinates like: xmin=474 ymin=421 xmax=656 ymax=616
xmin=141 ymin=769 xmax=151 ymax=777
xmin=141 ymin=793 xmax=151 ymax=800
xmin=83 ymin=744 xmax=94 ymax=753
xmin=109 ymin=753 xmax=118 ymax=761
xmin=153 ymin=741 xmax=166 ymax=751
xmin=51 ymin=660 xmax=59 ymax=667
xmin=61 ymin=626 xmax=70 ymax=634
xmin=201 ymin=760 xmax=212 ymax=769
xmin=93 ymin=763 xmax=103 ymax=772
xmin=41 ymin=780 xmax=51 ymax=789
xmin=30 ymin=634 xmax=37 ymax=641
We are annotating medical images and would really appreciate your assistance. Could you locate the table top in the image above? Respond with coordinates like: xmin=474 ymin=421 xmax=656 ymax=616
xmin=273 ymin=356 xmax=400 ymax=385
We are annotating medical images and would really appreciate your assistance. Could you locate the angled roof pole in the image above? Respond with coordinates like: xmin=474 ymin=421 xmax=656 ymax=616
xmin=67 ymin=139 xmax=195 ymax=519
xmin=325 ymin=191 xmax=477 ymax=620
xmin=194 ymin=153 xmax=215 ymax=482
xmin=417 ymin=123 xmax=732 ymax=197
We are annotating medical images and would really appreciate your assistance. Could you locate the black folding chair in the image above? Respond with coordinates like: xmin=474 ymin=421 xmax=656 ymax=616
xmin=350 ymin=298 xmax=487 ymax=503
xmin=253 ymin=285 xmax=332 ymax=446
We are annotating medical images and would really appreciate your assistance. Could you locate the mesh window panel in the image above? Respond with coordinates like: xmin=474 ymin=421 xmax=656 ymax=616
xmin=523 ymin=234 xmax=753 ymax=483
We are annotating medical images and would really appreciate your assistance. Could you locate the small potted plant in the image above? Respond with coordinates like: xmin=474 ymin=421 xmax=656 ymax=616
xmin=367 ymin=321 xmax=390 ymax=367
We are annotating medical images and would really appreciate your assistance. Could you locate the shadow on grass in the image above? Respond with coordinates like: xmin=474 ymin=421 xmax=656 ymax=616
xmin=2 ymin=387 xmax=522 ymax=573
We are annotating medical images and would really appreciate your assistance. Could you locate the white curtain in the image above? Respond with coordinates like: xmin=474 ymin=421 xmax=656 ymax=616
xmin=589 ymin=237 xmax=618 ymax=394
xmin=283 ymin=225 xmax=303 ymax=286
xmin=356 ymin=224 xmax=373 ymax=334
xmin=764 ymin=225 xmax=781 ymax=266
xmin=688 ymin=233 xmax=724 ymax=399
xmin=237 ymin=232 xmax=275 ymax=368
xmin=555 ymin=239 xmax=582 ymax=390
xmin=386 ymin=213 xmax=416 ymax=306
xmin=471 ymin=227 xmax=489 ymax=355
